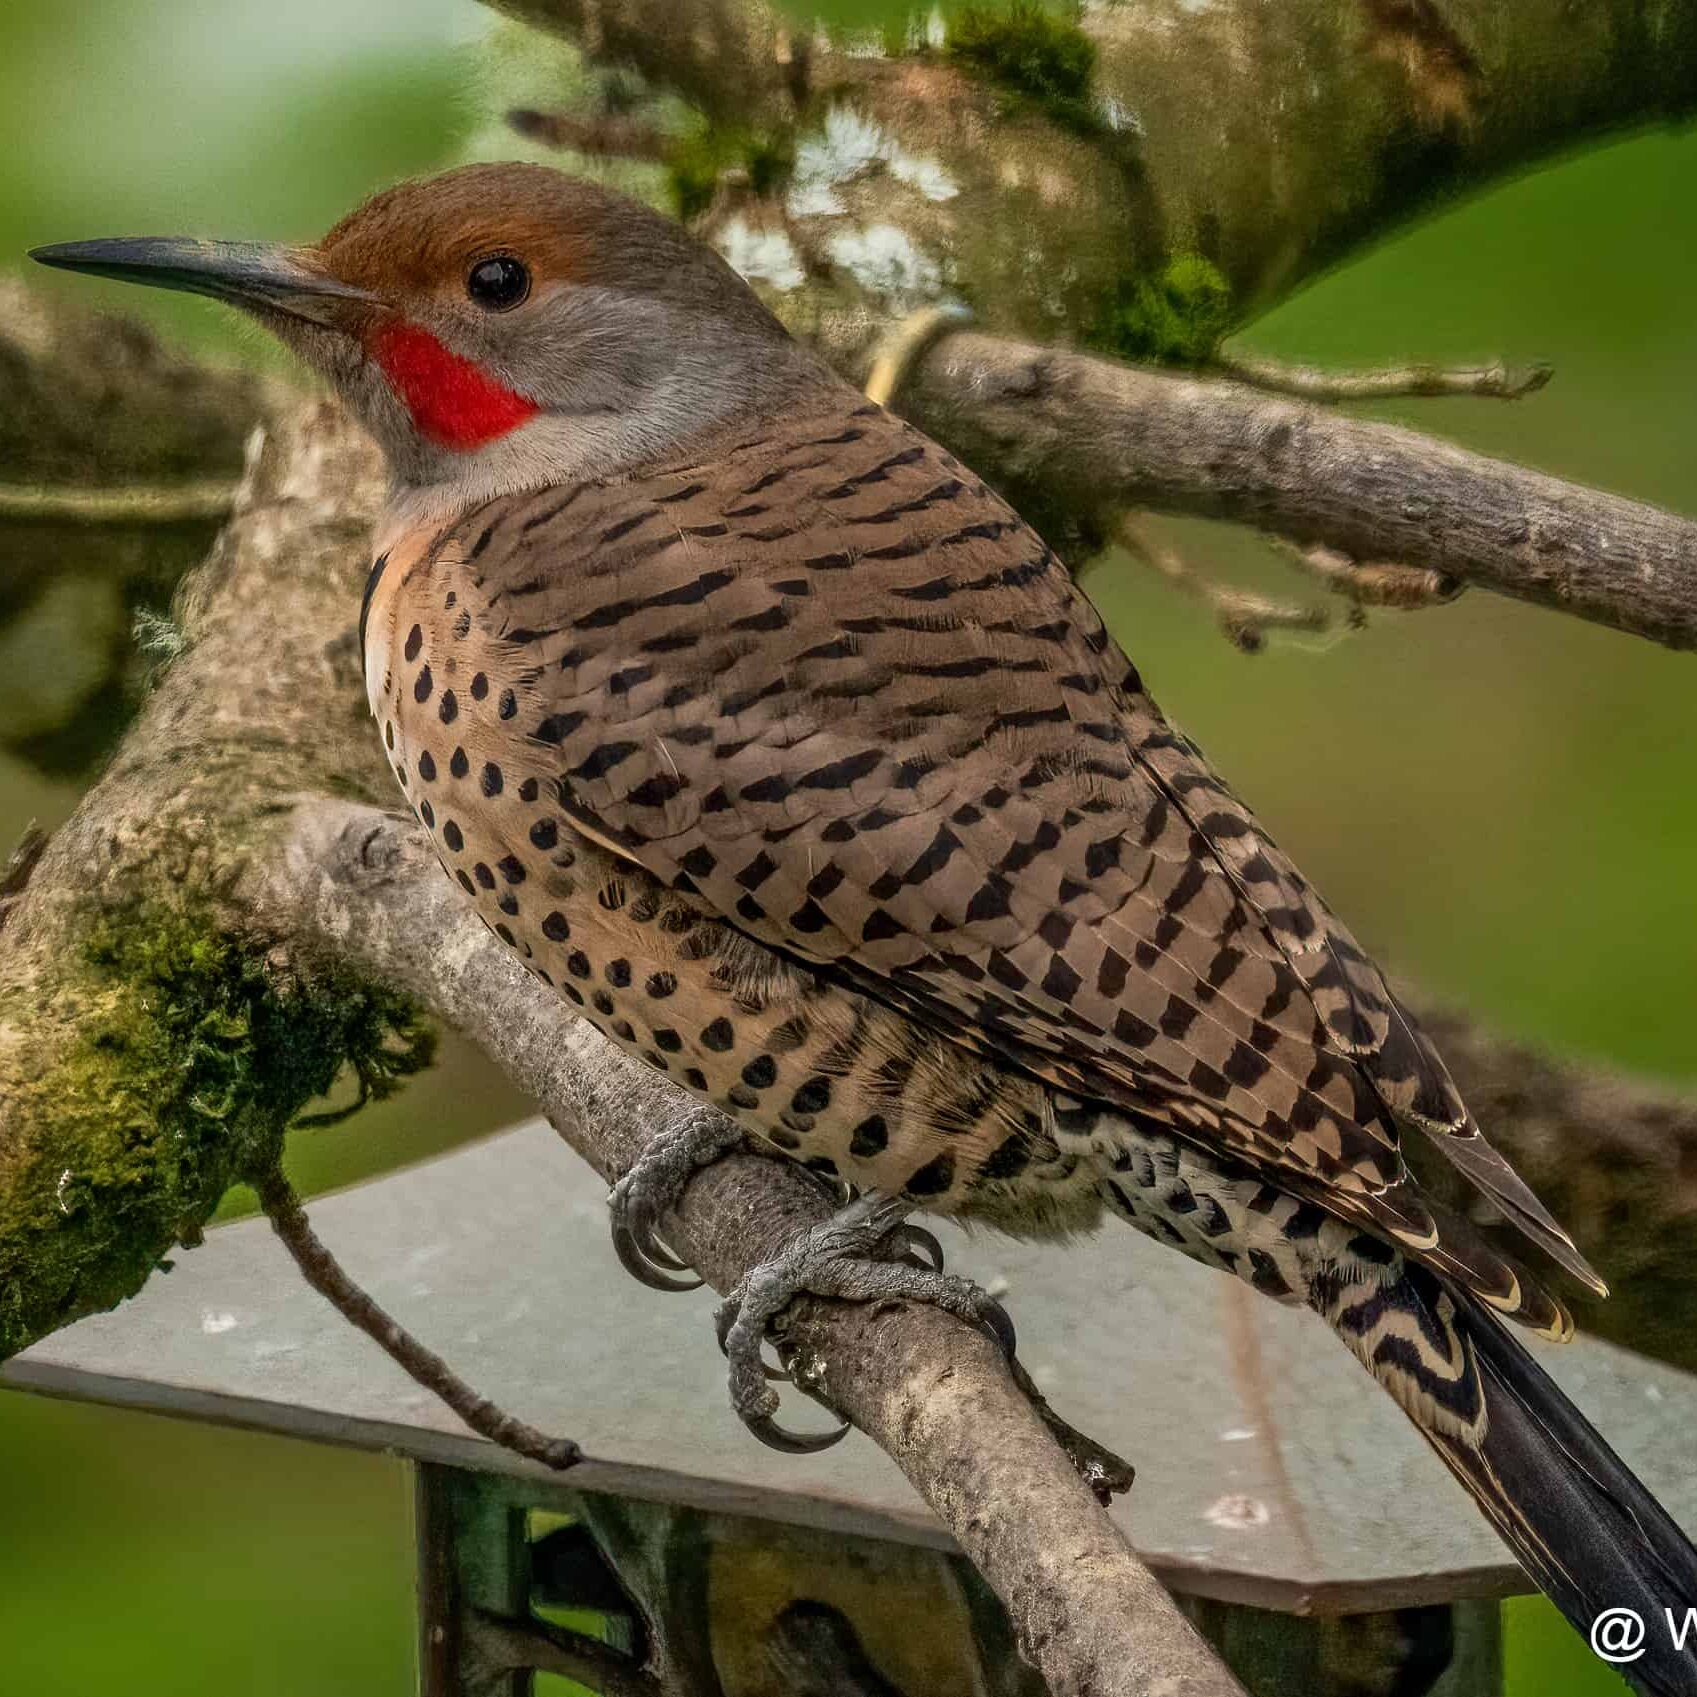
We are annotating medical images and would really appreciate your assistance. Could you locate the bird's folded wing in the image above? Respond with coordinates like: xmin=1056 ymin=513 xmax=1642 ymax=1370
xmin=451 ymin=400 xmax=1596 ymax=1293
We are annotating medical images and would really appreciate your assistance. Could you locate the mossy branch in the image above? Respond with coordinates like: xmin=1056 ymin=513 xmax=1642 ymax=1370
xmin=489 ymin=0 xmax=1697 ymax=371
xmin=0 ymin=400 xmax=423 ymax=1357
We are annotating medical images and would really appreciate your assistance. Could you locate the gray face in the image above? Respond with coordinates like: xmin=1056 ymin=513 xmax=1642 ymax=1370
xmin=342 ymin=281 xmax=805 ymax=496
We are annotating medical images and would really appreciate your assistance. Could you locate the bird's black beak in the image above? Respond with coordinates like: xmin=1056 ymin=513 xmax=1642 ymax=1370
xmin=28 ymin=237 xmax=377 ymax=327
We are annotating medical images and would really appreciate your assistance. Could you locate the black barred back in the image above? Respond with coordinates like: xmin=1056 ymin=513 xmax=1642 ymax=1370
xmin=402 ymin=396 xmax=1585 ymax=1320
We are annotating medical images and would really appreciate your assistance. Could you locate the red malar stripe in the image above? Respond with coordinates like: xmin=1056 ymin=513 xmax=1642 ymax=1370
xmin=369 ymin=321 xmax=540 ymax=451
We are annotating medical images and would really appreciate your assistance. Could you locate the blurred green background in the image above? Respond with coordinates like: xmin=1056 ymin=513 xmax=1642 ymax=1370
xmin=1 ymin=0 xmax=1692 ymax=1691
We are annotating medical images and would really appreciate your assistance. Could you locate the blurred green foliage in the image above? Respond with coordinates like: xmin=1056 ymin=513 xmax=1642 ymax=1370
xmin=0 ymin=0 xmax=1692 ymax=1691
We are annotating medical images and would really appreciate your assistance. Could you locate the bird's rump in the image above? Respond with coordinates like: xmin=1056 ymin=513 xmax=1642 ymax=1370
xmin=446 ymin=396 xmax=1593 ymax=1317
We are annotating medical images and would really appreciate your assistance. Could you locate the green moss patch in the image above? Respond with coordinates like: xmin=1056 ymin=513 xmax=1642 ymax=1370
xmin=1091 ymin=252 xmax=1235 ymax=366
xmin=0 ymin=899 xmax=433 ymax=1358
xmin=945 ymin=1 xmax=1100 ymax=134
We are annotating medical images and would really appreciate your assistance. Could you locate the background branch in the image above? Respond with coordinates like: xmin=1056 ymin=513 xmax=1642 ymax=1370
xmin=1214 ymin=354 xmax=1553 ymax=403
xmin=893 ymin=332 xmax=1697 ymax=649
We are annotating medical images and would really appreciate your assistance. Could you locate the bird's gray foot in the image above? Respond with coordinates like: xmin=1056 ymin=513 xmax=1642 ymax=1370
xmin=607 ymin=1106 xmax=747 ymax=1292
xmin=714 ymin=1191 xmax=1016 ymax=1453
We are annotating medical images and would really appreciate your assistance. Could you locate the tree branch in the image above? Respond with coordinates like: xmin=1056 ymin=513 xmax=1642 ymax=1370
xmin=893 ymin=332 xmax=1697 ymax=650
xmin=0 ymin=479 xmax=237 ymax=527
xmin=274 ymin=797 xmax=1248 ymax=1697
xmin=1215 ymin=354 xmax=1554 ymax=403
xmin=1119 ymin=518 xmax=1329 ymax=654
xmin=0 ymin=277 xmax=271 ymax=489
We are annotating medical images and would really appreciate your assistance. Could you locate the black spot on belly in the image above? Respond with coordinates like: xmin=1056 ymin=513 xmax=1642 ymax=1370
xmin=979 ymin=1135 xmax=1030 ymax=1181
xmin=904 ymin=1154 xmax=955 ymax=1198
xmin=541 ymin=910 xmax=570 ymax=941
xmin=741 ymin=1055 xmax=776 ymax=1089
xmin=701 ymin=1018 xmax=734 ymax=1052
xmin=417 ymin=750 xmax=436 ymax=782
xmin=790 ymin=1077 xmax=831 ymax=1115
xmin=442 ymin=819 xmax=464 ymax=852
xmin=849 ymin=1115 xmax=888 ymax=1156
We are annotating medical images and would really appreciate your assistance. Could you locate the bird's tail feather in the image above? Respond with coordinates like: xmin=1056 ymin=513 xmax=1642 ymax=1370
xmin=1315 ymin=1257 xmax=1697 ymax=1697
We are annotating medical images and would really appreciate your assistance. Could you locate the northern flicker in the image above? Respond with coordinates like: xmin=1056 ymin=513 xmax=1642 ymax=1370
xmin=36 ymin=164 xmax=1697 ymax=1692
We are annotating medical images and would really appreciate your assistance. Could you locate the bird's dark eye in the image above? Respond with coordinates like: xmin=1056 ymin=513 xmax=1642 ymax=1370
xmin=466 ymin=255 xmax=530 ymax=312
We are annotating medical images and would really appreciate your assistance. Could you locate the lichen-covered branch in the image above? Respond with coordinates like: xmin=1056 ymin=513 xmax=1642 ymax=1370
xmin=487 ymin=0 xmax=1697 ymax=371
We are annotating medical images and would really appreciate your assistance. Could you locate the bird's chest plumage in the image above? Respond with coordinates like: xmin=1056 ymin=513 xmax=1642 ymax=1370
xmin=361 ymin=533 xmax=1100 ymax=1232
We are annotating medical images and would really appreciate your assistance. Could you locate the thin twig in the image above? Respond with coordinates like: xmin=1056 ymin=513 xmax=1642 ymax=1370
xmin=253 ymin=1165 xmax=581 ymax=1471
xmin=1215 ymin=352 xmax=1553 ymax=402
xmin=1274 ymin=538 xmax=1464 ymax=609
xmin=468 ymin=1611 xmax=664 ymax=1697
xmin=0 ymin=479 xmax=237 ymax=526
xmin=1119 ymin=516 xmax=1329 ymax=652
xmin=507 ymin=106 xmax=675 ymax=160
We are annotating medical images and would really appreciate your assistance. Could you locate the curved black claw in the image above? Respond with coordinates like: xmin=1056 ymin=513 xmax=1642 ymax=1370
xmin=743 ymin=1408 xmax=853 ymax=1455
xmin=607 ymin=1108 xmax=746 ymax=1293
xmin=891 ymin=1222 xmax=945 ymax=1273
xmin=714 ymin=1191 xmax=1016 ymax=1452
xmin=610 ymin=1219 xmax=703 ymax=1294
